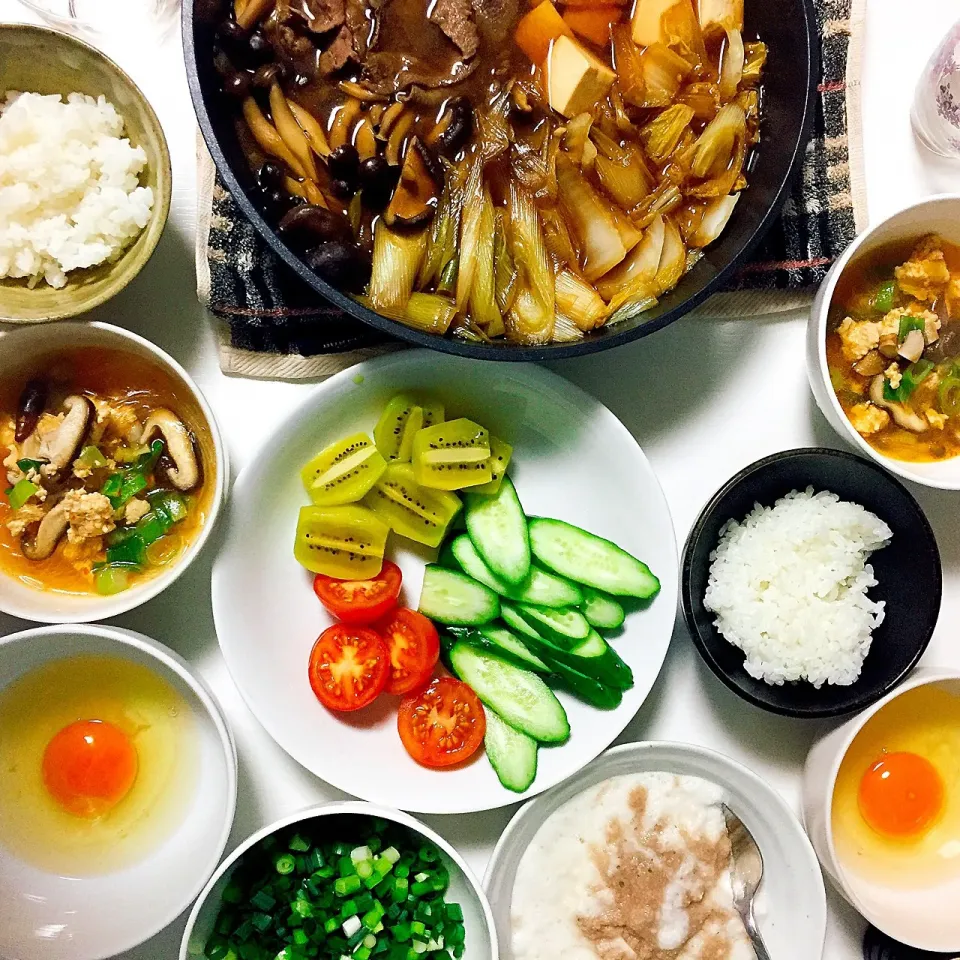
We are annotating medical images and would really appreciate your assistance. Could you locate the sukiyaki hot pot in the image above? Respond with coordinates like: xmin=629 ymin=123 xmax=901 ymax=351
xmin=185 ymin=0 xmax=818 ymax=358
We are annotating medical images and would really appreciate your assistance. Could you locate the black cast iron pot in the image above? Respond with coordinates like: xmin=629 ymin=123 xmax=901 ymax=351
xmin=184 ymin=0 xmax=819 ymax=360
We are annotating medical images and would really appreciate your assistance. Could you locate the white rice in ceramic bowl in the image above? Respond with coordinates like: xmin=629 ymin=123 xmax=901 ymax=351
xmin=0 ymin=91 xmax=154 ymax=289
xmin=703 ymin=488 xmax=892 ymax=688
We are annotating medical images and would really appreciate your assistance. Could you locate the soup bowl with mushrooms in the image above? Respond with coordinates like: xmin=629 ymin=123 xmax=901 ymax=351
xmin=0 ymin=323 xmax=226 ymax=622
xmin=185 ymin=0 xmax=818 ymax=358
xmin=808 ymin=194 xmax=960 ymax=490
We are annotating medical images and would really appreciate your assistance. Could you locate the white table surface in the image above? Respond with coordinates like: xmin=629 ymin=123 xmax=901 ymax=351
xmin=2 ymin=1 xmax=959 ymax=957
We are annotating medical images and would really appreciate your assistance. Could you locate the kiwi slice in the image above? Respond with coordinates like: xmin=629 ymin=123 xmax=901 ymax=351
xmin=363 ymin=462 xmax=461 ymax=547
xmin=412 ymin=418 xmax=492 ymax=491
xmin=300 ymin=432 xmax=387 ymax=506
xmin=469 ymin=436 xmax=513 ymax=495
xmin=293 ymin=504 xmax=388 ymax=578
xmin=374 ymin=394 xmax=445 ymax=461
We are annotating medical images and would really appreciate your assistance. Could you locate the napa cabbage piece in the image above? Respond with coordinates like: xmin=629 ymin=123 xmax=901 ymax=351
xmin=641 ymin=103 xmax=695 ymax=164
xmin=596 ymin=214 xmax=666 ymax=301
xmin=690 ymin=194 xmax=739 ymax=247
xmin=556 ymin=153 xmax=627 ymax=281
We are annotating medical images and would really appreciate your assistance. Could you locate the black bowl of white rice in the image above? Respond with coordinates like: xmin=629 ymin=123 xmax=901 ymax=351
xmin=681 ymin=448 xmax=941 ymax=718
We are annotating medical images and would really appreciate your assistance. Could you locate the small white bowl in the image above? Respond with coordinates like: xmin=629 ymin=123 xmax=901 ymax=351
xmin=0 ymin=321 xmax=227 ymax=622
xmin=485 ymin=741 xmax=826 ymax=960
xmin=802 ymin=667 xmax=960 ymax=953
xmin=806 ymin=193 xmax=960 ymax=490
xmin=181 ymin=801 xmax=499 ymax=960
xmin=0 ymin=623 xmax=237 ymax=960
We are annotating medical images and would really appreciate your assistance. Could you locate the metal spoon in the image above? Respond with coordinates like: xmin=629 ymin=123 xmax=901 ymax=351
xmin=722 ymin=803 xmax=771 ymax=960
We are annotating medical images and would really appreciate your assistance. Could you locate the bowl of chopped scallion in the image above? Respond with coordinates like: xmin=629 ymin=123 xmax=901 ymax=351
xmin=180 ymin=801 xmax=498 ymax=960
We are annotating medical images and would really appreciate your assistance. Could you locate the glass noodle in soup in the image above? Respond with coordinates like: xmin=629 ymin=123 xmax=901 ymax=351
xmin=827 ymin=235 xmax=960 ymax=463
xmin=0 ymin=348 xmax=216 ymax=597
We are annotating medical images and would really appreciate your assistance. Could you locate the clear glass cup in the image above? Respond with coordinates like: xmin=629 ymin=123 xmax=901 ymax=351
xmin=911 ymin=18 xmax=960 ymax=160
xmin=16 ymin=0 xmax=181 ymax=42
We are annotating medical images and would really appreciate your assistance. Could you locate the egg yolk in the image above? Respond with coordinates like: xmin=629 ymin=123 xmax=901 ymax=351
xmin=858 ymin=751 xmax=944 ymax=838
xmin=42 ymin=719 xmax=138 ymax=819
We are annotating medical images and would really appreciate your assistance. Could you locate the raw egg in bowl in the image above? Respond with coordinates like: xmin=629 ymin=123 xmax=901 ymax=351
xmin=803 ymin=669 xmax=960 ymax=953
xmin=0 ymin=624 xmax=236 ymax=960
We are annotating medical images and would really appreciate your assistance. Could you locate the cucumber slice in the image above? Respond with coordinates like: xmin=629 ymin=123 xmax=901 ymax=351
xmin=541 ymin=656 xmax=623 ymax=709
xmin=484 ymin=710 xmax=538 ymax=793
xmin=514 ymin=622 xmax=634 ymax=690
xmin=451 ymin=535 xmax=583 ymax=608
xmin=448 ymin=642 xmax=570 ymax=743
xmin=516 ymin=603 xmax=590 ymax=647
xmin=465 ymin=476 xmax=531 ymax=585
xmin=528 ymin=517 xmax=660 ymax=599
xmin=580 ymin=587 xmax=626 ymax=630
xmin=500 ymin=604 xmax=543 ymax=641
xmin=474 ymin=625 xmax=550 ymax=672
xmin=418 ymin=565 xmax=500 ymax=625
xmin=437 ymin=539 xmax=460 ymax=569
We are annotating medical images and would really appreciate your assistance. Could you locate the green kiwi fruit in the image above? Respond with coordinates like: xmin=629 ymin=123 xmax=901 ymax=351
xmin=363 ymin=462 xmax=461 ymax=547
xmin=411 ymin=418 xmax=492 ymax=490
xmin=300 ymin=432 xmax=387 ymax=505
xmin=293 ymin=504 xmax=389 ymax=578
xmin=469 ymin=436 xmax=513 ymax=495
xmin=374 ymin=394 xmax=445 ymax=461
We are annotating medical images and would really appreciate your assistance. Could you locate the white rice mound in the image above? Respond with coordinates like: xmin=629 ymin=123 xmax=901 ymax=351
xmin=0 ymin=91 xmax=154 ymax=289
xmin=703 ymin=488 xmax=892 ymax=688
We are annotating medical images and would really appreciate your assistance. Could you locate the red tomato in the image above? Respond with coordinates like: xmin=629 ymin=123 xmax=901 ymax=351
xmin=312 ymin=561 xmax=403 ymax=625
xmin=376 ymin=608 xmax=440 ymax=696
xmin=308 ymin=624 xmax=389 ymax=712
xmin=397 ymin=677 xmax=486 ymax=767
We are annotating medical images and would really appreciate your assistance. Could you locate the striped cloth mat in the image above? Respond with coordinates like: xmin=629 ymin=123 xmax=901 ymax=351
xmin=196 ymin=0 xmax=868 ymax=380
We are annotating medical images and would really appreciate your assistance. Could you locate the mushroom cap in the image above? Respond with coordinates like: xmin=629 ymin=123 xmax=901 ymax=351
xmin=20 ymin=500 xmax=68 ymax=561
xmin=140 ymin=409 xmax=201 ymax=492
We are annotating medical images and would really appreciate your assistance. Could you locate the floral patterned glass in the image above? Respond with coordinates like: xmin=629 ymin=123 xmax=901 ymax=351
xmin=911 ymin=19 xmax=960 ymax=160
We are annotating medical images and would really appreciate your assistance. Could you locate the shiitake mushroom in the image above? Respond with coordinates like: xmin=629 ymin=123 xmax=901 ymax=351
xmin=383 ymin=138 xmax=443 ymax=228
xmin=434 ymin=97 xmax=473 ymax=156
xmin=358 ymin=156 xmax=400 ymax=211
xmin=306 ymin=241 xmax=371 ymax=293
xmin=278 ymin=205 xmax=352 ymax=251
xmin=256 ymin=161 xmax=285 ymax=192
xmin=328 ymin=145 xmax=360 ymax=189
xmin=223 ymin=71 xmax=252 ymax=100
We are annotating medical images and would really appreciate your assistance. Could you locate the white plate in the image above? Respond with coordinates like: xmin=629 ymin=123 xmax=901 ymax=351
xmin=212 ymin=350 xmax=678 ymax=814
xmin=484 ymin=741 xmax=827 ymax=960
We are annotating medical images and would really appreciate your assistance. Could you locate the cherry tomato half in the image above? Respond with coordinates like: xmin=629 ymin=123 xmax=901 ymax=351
xmin=308 ymin=624 xmax=389 ymax=712
xmin=376 ymin=607 xmax=440 ymax=696
xmin=312 ymin=560 xmax=402 ymax=625
xmin=397 ymin=677 xmax=486 ymax=768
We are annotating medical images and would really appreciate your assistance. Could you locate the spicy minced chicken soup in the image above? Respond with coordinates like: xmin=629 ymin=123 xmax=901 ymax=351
xmin=212 ymin=0 xmax=766 ymax=344
xmin=828 ymin=235 xmax=960 ymax=462
xmin=0 ymin=348 xmax=216 ymax=596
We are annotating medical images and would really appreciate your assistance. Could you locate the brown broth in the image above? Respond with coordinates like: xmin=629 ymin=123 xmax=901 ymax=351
xmin=0 ymin=347 xmax=217 ymax=596
xmin=827 ymin=236 xmax=960 ymax=463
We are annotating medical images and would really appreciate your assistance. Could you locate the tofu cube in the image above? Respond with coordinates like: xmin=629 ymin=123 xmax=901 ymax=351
xmin=547 ymin=35 xmax=616 ymax=118
xmin=696 ymin=0 xmax=743 ymax=37
xmin=630 ymin=0 xmax=679 ymax=46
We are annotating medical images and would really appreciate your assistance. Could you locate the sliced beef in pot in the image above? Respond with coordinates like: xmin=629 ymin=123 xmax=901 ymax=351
xmin=360 ymin=52 xmax=478 ymax=95
xmin=277 ymin=0 xmax=346 ymax=34
xmin=346 ymin=0 xmax=379 ymax=60
xmin=429 ymin=0 xmax=479 ymax=59
xmin=319 ymin=23 xmax=356 ymax=74
xmin=471 ymin=0 xmax=517 ymax=43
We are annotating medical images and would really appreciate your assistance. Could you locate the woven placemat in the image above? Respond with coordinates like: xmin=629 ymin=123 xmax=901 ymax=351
xmin=196 ymin=0 xmax=868 ymax=380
